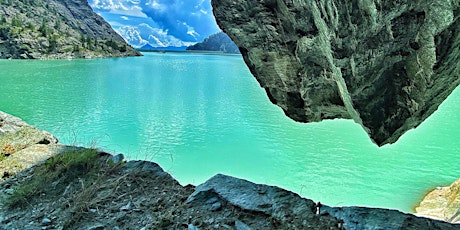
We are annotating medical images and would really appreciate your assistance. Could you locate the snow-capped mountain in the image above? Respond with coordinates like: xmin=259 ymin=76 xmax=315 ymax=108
xmin=88 ymin=0 xmax=220 ymax=50
xmin=115 ymin=24 xmax=196 ymax=48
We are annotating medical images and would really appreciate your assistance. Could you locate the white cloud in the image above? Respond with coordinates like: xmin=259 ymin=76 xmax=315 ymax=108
xmin=89 ymin=0 xmax=220 ymax=42
xmin=145 ymin=0 xmax=166 ymax=11
xmin=115 ymin=23 xmax=196 ymax=48
xmin=121 ymin=16 xmax=129 ymax=20
xmin=115 ymin=26 xmax=148 ymax=47
xmin=182 ymin=22 xmax=199 ymax=38
xmin=89 ymin=0 xmax=148 ymax=18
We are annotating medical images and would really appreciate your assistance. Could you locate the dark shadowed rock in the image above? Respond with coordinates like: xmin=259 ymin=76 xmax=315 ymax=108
xmin=212 ymin=0 xmax=460 ymax=146
xmin=323 ymin=206 xmax=459 ymax=230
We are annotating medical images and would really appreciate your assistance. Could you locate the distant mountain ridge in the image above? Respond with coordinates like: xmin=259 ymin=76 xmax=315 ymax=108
xmin=115 ymin=24 xmax=195 ymax=50
xmin=0 ymin=0 xmax=140 ymax=59
xmin=137 ymin=44 xmax=187 ymax=51
xmin=186 ymin=32 xmax=240 ymax=54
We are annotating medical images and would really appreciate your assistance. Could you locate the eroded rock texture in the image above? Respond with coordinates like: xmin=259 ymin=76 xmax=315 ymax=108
xmin=212 ymin=0 xmax=460 ymax=145
xmin=415 ymin=178 xmax=460 ymax=223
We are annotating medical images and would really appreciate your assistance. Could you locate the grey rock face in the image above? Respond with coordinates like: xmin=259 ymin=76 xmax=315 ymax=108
xmin=212 ymin=0 xmax=460 ymax=145
xmin=188 ymin=174 xmax=460 ymax=229
xmin=187 ymin=174 xmax=317 ymax=220
xmin=0 ymin=0 xmax=140 ymax=59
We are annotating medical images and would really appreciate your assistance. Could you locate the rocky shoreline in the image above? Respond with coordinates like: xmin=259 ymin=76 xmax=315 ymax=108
xmin=415 ymin=178 xmax=460 ymax=224
xmin=0 ymin=111 xmax=459 ymax=229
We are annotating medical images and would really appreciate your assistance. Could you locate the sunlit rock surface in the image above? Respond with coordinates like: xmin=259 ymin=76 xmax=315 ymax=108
xmin=415 ymin=178 xmax=460 ymax=224
xmin=212 ymin=0 xmax=460 ymax=146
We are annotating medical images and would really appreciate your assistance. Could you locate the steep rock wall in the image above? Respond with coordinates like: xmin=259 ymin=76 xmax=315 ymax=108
xmin=212 ymin=0 xmax=460 ymax=145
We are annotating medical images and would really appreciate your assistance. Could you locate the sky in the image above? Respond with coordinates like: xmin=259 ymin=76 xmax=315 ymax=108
xmin=88 ymin=0 xmax=221 ymax=48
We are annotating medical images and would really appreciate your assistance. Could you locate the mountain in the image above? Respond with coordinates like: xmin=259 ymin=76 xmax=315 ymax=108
xmin=138 ymin=43 xmax=155 ymax=51
xmin=115 ymin=24 xmax=195 ymax=50
xmin=186 ymin=32 xmax=240 ymax=54
xmin=0 ymin=0 xmax=140 ymax=59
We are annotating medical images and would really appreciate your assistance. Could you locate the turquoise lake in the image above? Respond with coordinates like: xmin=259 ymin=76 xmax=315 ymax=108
xmin=1 ymin=52 xmax=459 ymax=213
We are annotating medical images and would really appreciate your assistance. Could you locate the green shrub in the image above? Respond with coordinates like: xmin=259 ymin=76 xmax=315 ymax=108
xmin=6 ymin=148 xmax=100 ymax=208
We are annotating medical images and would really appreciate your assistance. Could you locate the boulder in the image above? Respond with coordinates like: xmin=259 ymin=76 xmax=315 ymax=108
xmin=188 ymin=174 xmax=460 ymax=229
xmin=212 ymin=0 xmax=460 ymax=145
xmin=415 ymin=178 xmax=460 ymax=223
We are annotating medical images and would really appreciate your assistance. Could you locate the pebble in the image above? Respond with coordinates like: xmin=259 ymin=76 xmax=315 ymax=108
xmin=111 ymin=154 xmax=124 ymax=164
xmin=115 ymin=212 xmax=126 ymax=222
xmin=210 ymin=202 xmax=222 ymax=211
xmin=88 ymin=223 xmax=105 ymax=230
xmin=5 ymin=188 xmax=14 ymax=195
xmin=235 ymin=220 xmax=251 ymax=230
xmin=188 ymin=224 xmax=199 ymax=230
xmin=206 ymin=218 xmax=215 ymax=224
xmin=206 ymin=197 xmax=219 ymax=204
xmin=120 ymin=202 xmax=131 ymax=211
xmin=41 ymin=218 xmax=51 ymax=226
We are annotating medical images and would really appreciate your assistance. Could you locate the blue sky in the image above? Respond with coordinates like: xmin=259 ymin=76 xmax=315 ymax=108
xmin=88 ymin=0 xmax=221 ymax=47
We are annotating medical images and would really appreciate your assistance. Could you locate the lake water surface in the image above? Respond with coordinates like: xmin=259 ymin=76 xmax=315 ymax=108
xmin=1 ymin=52 xmax=459 ymax=213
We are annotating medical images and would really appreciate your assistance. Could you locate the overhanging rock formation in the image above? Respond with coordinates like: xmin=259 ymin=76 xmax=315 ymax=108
xmin=212 ymin=0 xmax=460 ymax=146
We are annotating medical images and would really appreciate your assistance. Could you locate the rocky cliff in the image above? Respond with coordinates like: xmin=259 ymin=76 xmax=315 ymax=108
xmin=0 ymin=0 xmax=140 ymax=59
xmin=1 ymin=111 xmax=459 ymax=229
xmin=212 ymin=0 xmax=460 ymax=146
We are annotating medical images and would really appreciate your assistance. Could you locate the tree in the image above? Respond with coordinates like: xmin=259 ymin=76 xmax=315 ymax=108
xmin=54 ymin=18 xmax=61 ymax=30
xmin=48 ymin=34 xmax=59 ymax=51
xmin=38 ymin=21 xmax=50 ymax=37
xmin=0 ymin=15 xmax=6 ymax=24
xmin=0 ymin=26 xmax=10 ymax=39
xmin=11 ymin=15 xmax=23 ymax=27
xmin=26 ymin=22 xmax=35 ymax=31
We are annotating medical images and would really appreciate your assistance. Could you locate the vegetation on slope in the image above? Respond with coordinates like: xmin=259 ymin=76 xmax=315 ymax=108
xmin=0 ymin=0 xmax=140 ymax=59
